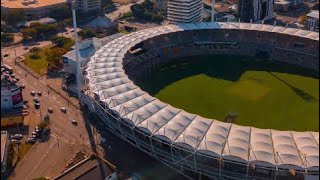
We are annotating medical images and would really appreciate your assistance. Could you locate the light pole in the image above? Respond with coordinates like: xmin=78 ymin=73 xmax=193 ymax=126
xmin=211 ymin=0 xmax=215 ymax=22
xmin=71 ymin=1 xmax=82 ymax=100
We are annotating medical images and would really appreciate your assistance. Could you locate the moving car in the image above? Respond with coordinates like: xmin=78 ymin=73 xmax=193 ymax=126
xmin=70 ymin=119 xmax=77 ymax=125
xmin=60 ymin=107 xmax=67 ymax=113
xmin=37 ymin=91 xmax=42 ymax=96
xmin=30 ymin=91 xmax=36 ymax=96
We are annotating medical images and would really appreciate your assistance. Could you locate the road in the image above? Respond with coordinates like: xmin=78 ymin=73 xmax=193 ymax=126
xmin=2 ymin=50 xmax=101 ymax=179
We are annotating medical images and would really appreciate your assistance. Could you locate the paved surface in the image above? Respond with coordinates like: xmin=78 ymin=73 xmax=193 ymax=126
xmin=106 ymin=0 xmax=144 ymax=20
xmin=2 ymin=48 xmax=100 ymax=179
xmin=2 ymin=40 xmax=184 ymax=180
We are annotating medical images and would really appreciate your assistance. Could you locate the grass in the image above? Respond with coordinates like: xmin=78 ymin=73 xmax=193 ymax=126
xmin=18 ymin=143 xmax=33 ymax=159
xmin=136 ymin=55 xmax=319 ymax=131
xmin=24 ymin=48 xmax=49 ymax=75
xmin=24 ymin=37 xmax=74 ymax=75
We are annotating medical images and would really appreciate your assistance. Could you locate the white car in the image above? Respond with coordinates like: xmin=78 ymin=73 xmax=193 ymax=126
xmin=60 ymin=107 xmax=67 ymax=113
xmin=30 ymin=91 xmax=36 ymax=96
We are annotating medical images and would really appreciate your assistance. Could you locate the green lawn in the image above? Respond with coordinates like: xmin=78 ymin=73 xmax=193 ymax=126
xmin=24 ymin=48 xmax=49 ymax=75
xmin=136 ymin=55 xmax=319 ymax=131
xmin=24 ymin=37 xmax=74 ymax=75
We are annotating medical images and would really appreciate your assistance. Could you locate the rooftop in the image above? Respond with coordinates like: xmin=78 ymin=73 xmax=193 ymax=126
xmin=1 ymin=76 xmax=20 ymax=91
xmin=307 ymin=10 xmax=319 ymax=20
xmin=53 ymin=154 xmax=117 ymax=180
xmin=1 ymin=131 xmax=8 ymax=165
xmin=1 ymin=0 xmax=66 ymax=9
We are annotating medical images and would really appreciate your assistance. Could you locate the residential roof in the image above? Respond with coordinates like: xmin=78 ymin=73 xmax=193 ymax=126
xmin=306 ymin=10 xmax=319 ymax=20
xmin=53 ymin=154 xmax=117 ymax=180
xmin=1 ymin=0 xmax=66 ymax=9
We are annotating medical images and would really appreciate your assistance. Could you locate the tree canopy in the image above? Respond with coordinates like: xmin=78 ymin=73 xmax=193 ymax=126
xmin=1 ymin=10 xmax=26 ymax=26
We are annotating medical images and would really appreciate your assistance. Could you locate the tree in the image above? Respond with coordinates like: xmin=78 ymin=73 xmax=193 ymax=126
xmin=46 ymin=48 xmax=65 ymax=71
xmin=78 ymin=29 xmax=97 ymax=39
xmin=21 ymin=28 xmax=37 ymax=40
xmin=1 ymin=33 xmax=14 ymax=43
xmin=1 ymin=10 xmax=26 ymax=26
xmin=29 ymin=47 xmax=41 ymax=53
xmin=51 ymin=36 xmax=72 ymax=48
xmin=48 ymin=5 xmax=72 ymax=21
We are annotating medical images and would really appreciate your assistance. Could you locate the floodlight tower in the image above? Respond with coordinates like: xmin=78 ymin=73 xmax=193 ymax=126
xmin=211 ymin=0 xmax=215 ymax=22
xmin=71 ymin=1 xmax=82 ymax=100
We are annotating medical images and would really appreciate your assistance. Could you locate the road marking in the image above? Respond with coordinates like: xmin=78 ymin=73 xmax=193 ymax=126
xmin=26 ymin=138 xmax=58 ymax=179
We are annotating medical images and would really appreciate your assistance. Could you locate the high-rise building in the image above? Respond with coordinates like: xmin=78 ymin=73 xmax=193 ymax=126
xmin=237 ymin=0 xmax=274 ymax=22
xmin=167 ymin=0 xmax=203 ymax=23
xmin=75 ymin=0 xmax=101 ymax=12
xmin=306 ymin=10 xmax=319 ymax=32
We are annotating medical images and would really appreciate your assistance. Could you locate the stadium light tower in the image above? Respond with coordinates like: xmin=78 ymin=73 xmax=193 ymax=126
xmin=211 ymin=0 xmax=215 ymax=22
xmin=71 ymin=1 xmax=82 ymax=100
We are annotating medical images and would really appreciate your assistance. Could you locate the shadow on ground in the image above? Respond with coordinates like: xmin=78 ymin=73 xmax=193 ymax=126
xmin=132 ymin=55 xmax=319 ymax=100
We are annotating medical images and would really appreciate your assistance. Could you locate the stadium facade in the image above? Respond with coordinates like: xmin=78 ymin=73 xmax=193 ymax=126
xmin=83 ymin=22 xmax=319 ymax=180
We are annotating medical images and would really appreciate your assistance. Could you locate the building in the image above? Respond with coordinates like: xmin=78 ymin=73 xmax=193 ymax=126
xmin=1 ymin=0 xmax=66 ymax=19
xmin=167 ymin=0 xmax=203 ymax=23
xmin=237 ymin=0 xmax=274 ymax=22
xmin=1 ymin=76 xmax=24 ymax=127
xmin=84 ymin=16 xmax=117 ymax=33
xmin=53 ymin=153 xmax=118 ymax=180
xmin=63 ymin=34 xmax=123 ymax=76
xmin=75 ymin=0 xmax=101 ymax=12
xmin=84 ymin=22 xmax=319 ymax=180
xmin=1 ymin=131 xmax=9 ymax=173
xmin=274 ymin=0 xmax=291 ymax=12
xmin=306 ymin=10 xmax=319 ymax=32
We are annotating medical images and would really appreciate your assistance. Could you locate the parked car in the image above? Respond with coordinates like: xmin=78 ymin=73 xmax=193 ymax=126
xmin=11 ymin=134 xmax=23 ymax=139
xmin=48 ymin=108 xmax=53 ymax=113
xmin=10 ymin=74 xmax=15 ymax=78
xmin=28 ymin=137 xmax=36 ymax=144
xmin=37 ymin=91 xmax=42 ymax=96
xmin=20 ymin=84 xmax=25 ymax=89
xmin=23 ymin=46 xmax=29 ymax=50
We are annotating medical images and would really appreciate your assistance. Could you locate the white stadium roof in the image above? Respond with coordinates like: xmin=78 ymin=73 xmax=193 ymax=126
xmin=86 ymin=22 xmax=319 ymax=171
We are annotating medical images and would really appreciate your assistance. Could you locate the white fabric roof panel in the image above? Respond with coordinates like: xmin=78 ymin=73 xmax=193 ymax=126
xmin=249 ymin=128 xmax=276 ymax=167
xmin=271 ymin=130 xmax=304 ymax=170
xmin=123 ymin=100 xmax=167 ymax=126
xmin=292 ymin=132 xmax=319 ymax=170
xmin=175 ymin=116 xmax=212 ymax=150
xmin=138 ymin=105 xmax=181 ymax=135
xmin=98 ymin=83 xmax=138 ymax=100
xmin=111 ymin=94 xmax=155 ymax=117
xmin=104 ymin=88 xmax=146 ymax=108
xmin=222 ymin=124 xmax=250 ymax=163
xmin=197 ymin=121 xmax=232 ymax=157
xmin=86 ymin=22 xmax=319 ymax=171
xmin=155 ymin=111 xmax=196 ymax=143
xmin=311 ymin=132 xmax=319 ymax=145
